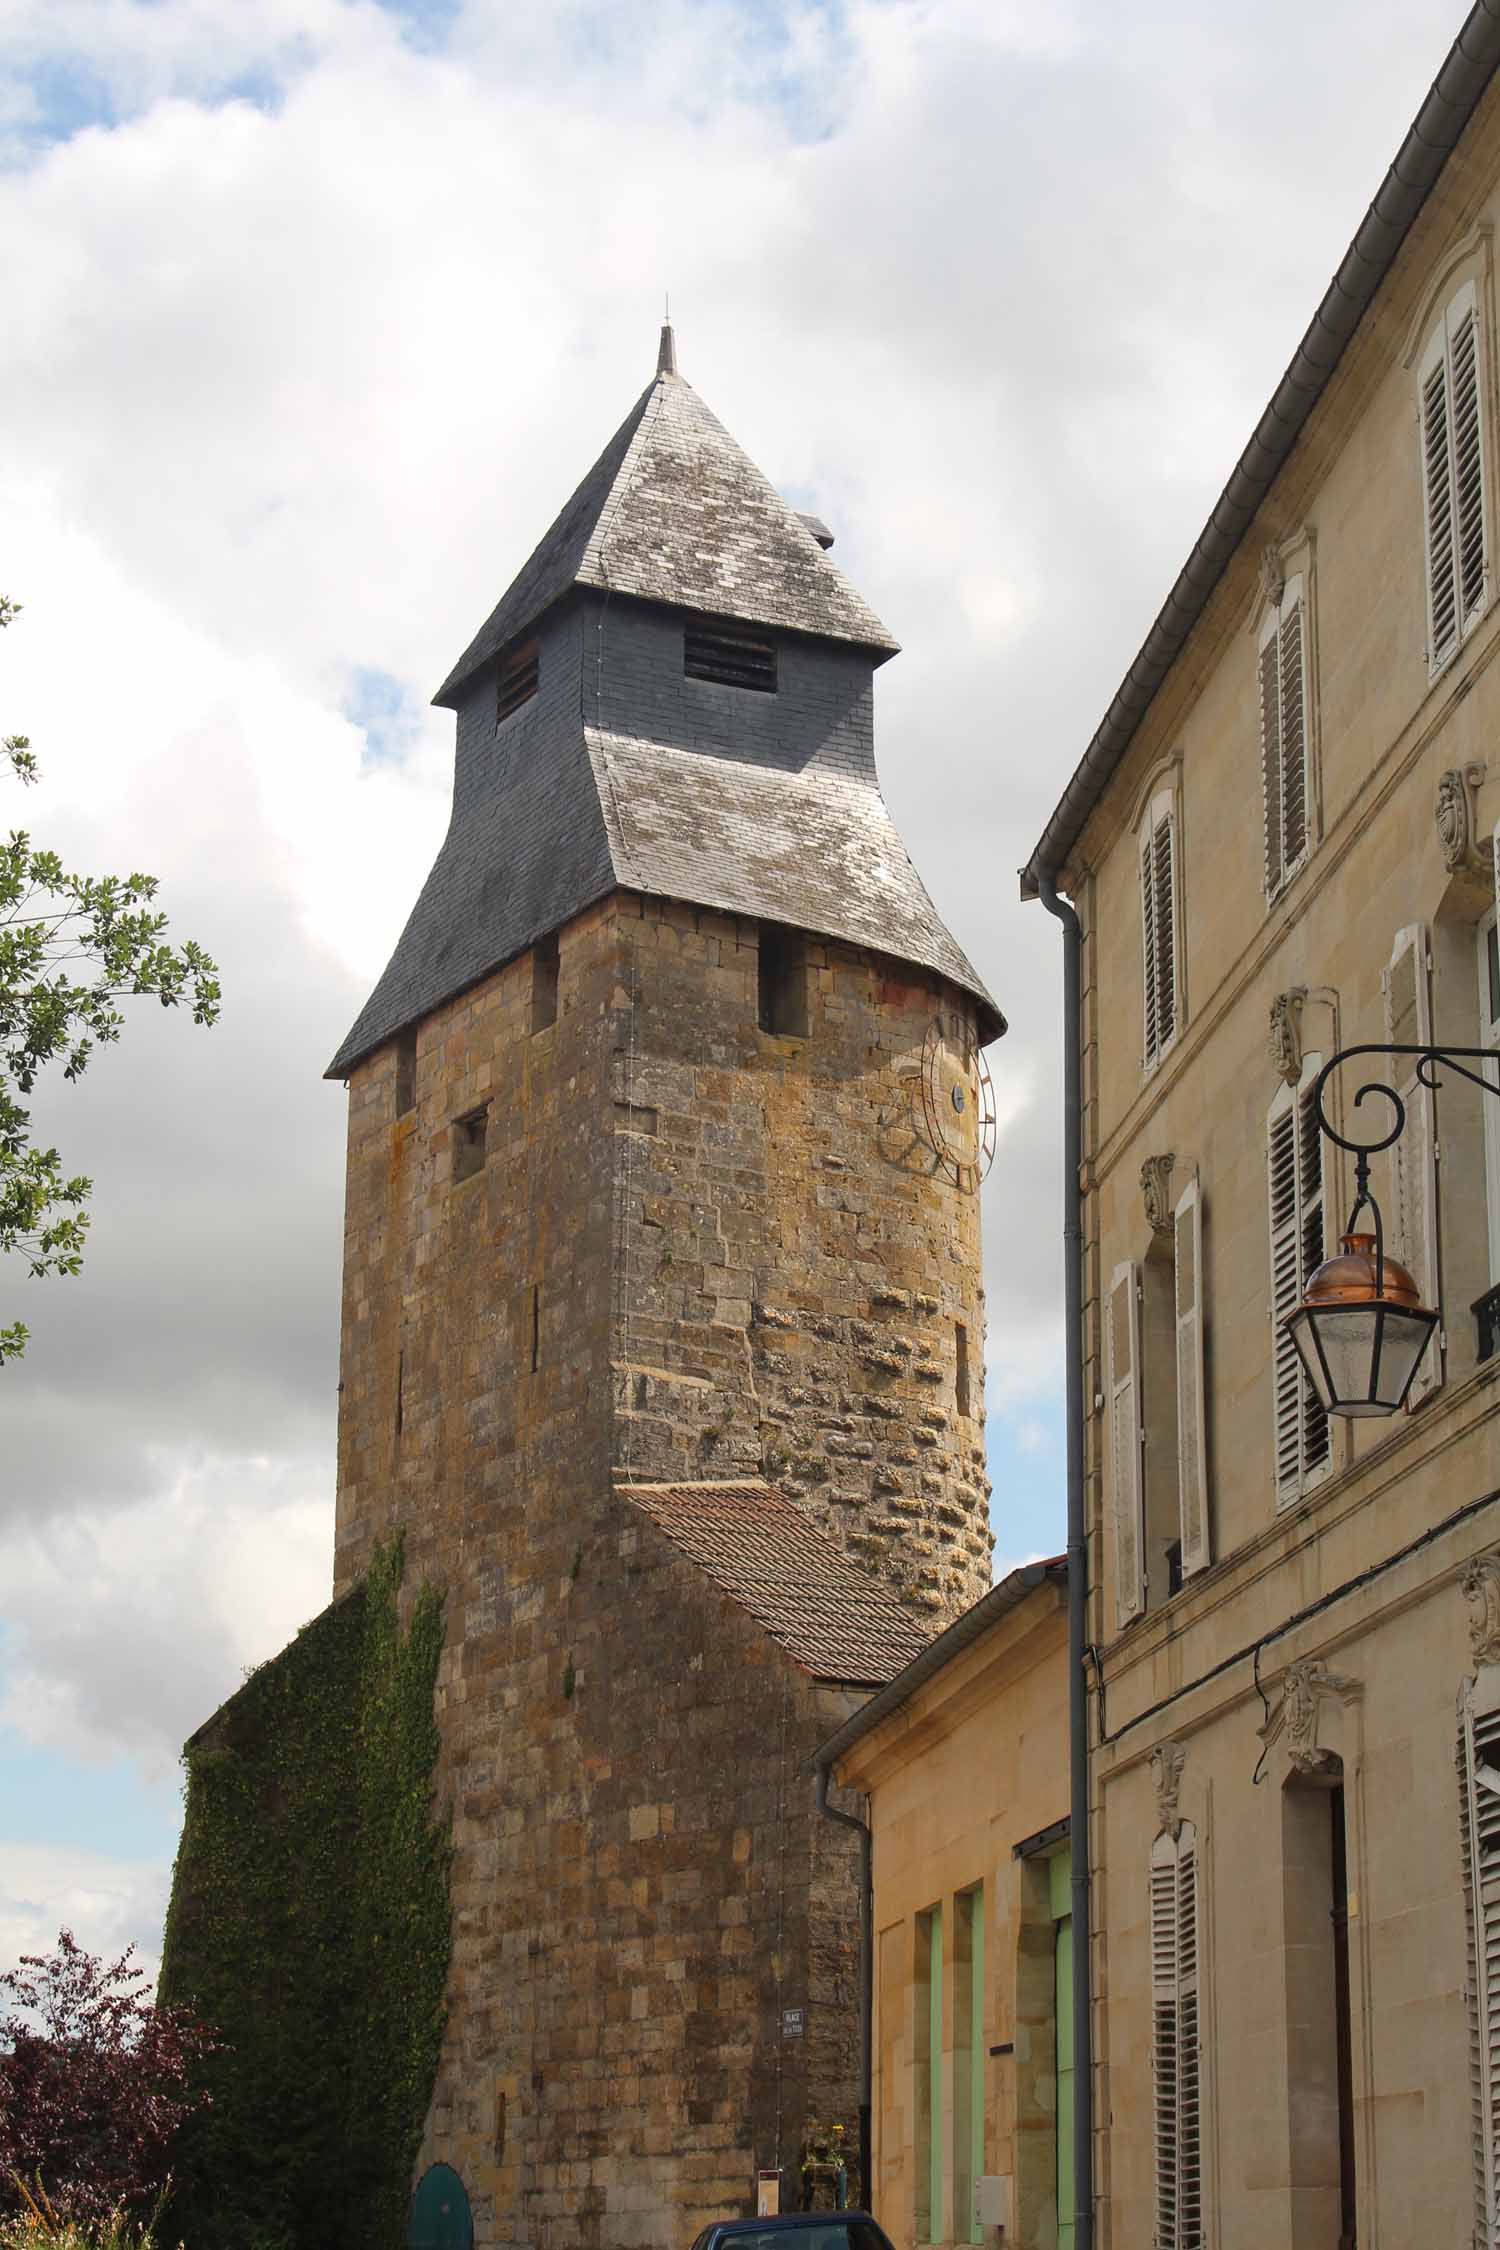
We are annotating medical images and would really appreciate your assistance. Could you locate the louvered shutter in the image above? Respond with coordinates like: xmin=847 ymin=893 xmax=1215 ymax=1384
xmin=1278 ymin=586 xmax=1309 ymax=874
xmin=1269 ymin=1064 xmax=1330 ymax=1505
xmin=1486 ymin=831 xmax=1500 ymax=1288
xmin=1259 ymin=579 xmax=1310 ymax=898
xmin=1459 ymin=1666 xmax=1500 ymax=2246
xmin=1173 ymin=1176 xmax=1210 ymax=1578
xmin=1142 ymin=791 xmax=1178 ymax=1066
xmin=1107 ymin=1262 xmax=1145 ymax=1629
xmin=1258 ymin=613 xmax=1283 ymax=894
xmin=1152 ymin=1824 xmax=1203 ymax=2250
xmin=1385 ymin=925 xmax=1442 ymax=1406
xmin=1421 ymin=282 xmax=1489 ymax=673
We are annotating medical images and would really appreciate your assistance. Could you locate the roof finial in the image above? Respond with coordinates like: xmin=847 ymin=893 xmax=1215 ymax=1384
xmin=657 ymin=299 xmax=678 ymax=377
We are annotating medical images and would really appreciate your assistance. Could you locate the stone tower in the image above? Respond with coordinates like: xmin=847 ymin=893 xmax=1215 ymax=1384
xmin=326 ymin=329 xmax=1003 ymax=2246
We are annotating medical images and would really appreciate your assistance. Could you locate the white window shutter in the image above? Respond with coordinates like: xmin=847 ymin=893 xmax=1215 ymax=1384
xmin=1488 ymin=826 xmax=1500 ymax=1288
xmin=1152 ymin=1823 xmax=1203 ymax=2250
xmin=1279 ymin=587 xmax=1309 ymax=874
xmin=1421 ymin=311 xmax=1460 ymax=669
xmin=1107 ymin=1261 xmax=1145 ymax=1630
xmin=1269 ymin=1061 xmax=1330 ymax=1505
xmin=1452 ymin=290 xmax=1489 ymax=633
xmin=1258 ymin=613 xmax=1283 ymax=895
xmin=1384 ymin=924 xmax=1442 ymax=1405
xmin=1141 ymin=790 xmax=1178 ymax=1067
xmin=1421 ymin=283 xmax=1489 ymax=673
xmin=1173 ymin=1176 xmax=1210 ymax=1578
xmin=1459 ymin=1665 xmax=1500 ymax=2247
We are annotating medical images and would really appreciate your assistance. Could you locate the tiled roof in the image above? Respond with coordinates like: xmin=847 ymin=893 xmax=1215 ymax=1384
xmin=434 ymin=358 xmax=898 ymax=709
xmin=622 ymin=1480 xmax=934 ymax=1687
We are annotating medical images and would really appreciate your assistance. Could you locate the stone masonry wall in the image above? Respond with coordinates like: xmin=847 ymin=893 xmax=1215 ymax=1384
xmin=611 ymin=892 xmax=993 ymax=1615
xmin=331 ymin=895 xmax=901 ymax=2248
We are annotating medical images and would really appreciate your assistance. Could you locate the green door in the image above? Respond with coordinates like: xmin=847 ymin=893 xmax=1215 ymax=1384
xmin=408 ymin=2163 xmax=473 ymax=2250
xmin=1051 ymin=1848 xmax=1075 ymax=2250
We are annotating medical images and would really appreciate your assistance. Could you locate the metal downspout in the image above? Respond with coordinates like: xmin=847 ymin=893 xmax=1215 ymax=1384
xmin=815 ymin=1762 xmax=873 ymax=2215
xmin=1037 ymin=868 xmax=1092 ymax=2250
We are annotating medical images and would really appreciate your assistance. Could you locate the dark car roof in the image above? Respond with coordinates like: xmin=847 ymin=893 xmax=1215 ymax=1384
xmin=711 ymin=2220 xmax=887 ymax=2237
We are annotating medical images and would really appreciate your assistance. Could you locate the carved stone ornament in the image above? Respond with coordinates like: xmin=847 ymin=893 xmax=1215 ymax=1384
xmin=1267 ymin=989 xmax=1307 ymax=1086
xmin=1463 ymin=1552 xmax=1500 ymax=1669
xmin=1435 ymin=763 xmax=1494 ymax=878
xmin=1140 ymin=1153 xmax=1176 ymax=1237
xmin=1260 ymin=1657 xmax=1362 ymax=1774
xmin=1259 ymin=544 xmax=1287 ymax=610
xmin=1151 ymin=1741 xmax=1186 ymax=1839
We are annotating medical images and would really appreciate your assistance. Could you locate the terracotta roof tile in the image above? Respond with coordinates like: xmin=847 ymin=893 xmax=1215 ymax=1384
xmin=622 ymin=1479 xmax=932 ymax=1687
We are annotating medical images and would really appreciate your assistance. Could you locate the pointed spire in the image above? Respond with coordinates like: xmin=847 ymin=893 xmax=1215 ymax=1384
xmin=656 ymin=318 xmax=678 ymax=377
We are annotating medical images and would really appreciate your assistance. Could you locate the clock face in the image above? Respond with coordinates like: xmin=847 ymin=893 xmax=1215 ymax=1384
xmin=918 ymin=1009 xmax=997 ymax=1194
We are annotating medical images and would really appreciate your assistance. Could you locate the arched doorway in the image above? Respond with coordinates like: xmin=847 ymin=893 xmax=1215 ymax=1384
xmin=408 ymin=2162 xmax=473 ymax=2250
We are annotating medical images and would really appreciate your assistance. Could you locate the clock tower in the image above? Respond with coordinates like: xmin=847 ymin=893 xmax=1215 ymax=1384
xmin=324 ymin=327 xmax=1004 ymax=2245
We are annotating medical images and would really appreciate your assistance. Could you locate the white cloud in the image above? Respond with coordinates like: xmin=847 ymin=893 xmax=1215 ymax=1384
xmin=0 ymin=0 xmax=1469 ymax=1962
xmin=0 ymin=1846 xmax=170 ymax=1992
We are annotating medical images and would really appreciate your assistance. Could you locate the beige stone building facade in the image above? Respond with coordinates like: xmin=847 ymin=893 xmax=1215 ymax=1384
xmin=822 ymin=1564 xmax=1071 ymax=2250
xmin=1023 ymin=12 xmax=1500 ymax=2248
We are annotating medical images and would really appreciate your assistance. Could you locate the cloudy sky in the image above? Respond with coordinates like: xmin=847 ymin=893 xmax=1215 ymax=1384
xmin=0 ymin=0 xmax=1462 ymax=1978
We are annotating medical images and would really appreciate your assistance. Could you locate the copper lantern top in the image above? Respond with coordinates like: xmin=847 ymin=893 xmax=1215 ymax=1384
xmin=1304 ymin=1232 xmax=1425 ymax=1309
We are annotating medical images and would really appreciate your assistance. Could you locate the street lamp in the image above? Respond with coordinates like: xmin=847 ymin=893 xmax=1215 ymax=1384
xmin=1286 ymin=1043 xmax=1497 ymax=1418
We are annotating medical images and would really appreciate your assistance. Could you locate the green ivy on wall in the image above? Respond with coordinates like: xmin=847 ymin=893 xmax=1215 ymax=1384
xmin=159 ymin=1538 xmax=449 ymax=2250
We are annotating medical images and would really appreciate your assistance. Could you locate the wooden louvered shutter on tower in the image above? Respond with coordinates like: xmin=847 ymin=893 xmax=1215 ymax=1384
xmin=1152 ymin=1824 xmax=1203 ymax=2250
xmin=1385 ymin=925 xmax=1442 ymax=1406
xmin=1173 ymin=1176 xmax=1210 ymax=1578
xmin=1107 ymin=1262 xmax=1144 ymax=1630
xmin=1421 ymin=281 xmax=1489 ymax=673
xmin=1460 ymin=1667 xmax=1500 ymax=2247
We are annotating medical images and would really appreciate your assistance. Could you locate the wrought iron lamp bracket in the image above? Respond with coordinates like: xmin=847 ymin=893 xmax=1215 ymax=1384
xmin=1311 ymin=1043 xmax=1500 ymax=1291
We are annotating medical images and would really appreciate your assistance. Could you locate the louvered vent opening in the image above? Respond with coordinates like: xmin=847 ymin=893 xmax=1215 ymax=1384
xmin=1460 ymin=1688 xmax=1500 ymax=2244
xmin=496 ymin=637 xmax=539 ymax=726
xmin=685 ymin=623 xmax=778 ymax=692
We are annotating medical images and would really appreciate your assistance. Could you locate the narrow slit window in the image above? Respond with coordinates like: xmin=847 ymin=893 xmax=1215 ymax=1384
xmin=531 ymin=1284 xmax=541 ymax=1374
xmin=394 ymin=1027 xmax=417 ymax=1117
xmin=684 ymin=622 xmax=777 ymax=692
xmin=452 ymin=1104 xmax=489 ymax=1185
xmin=956 ymin=1321 xmax=972 ymax=1418
xmin=532 ymin=933 xmax=559 ymax=1033
xmin=758 ymin=925 xmax=808 ymax=1038
xmin=395 ymin=1348 xmax=404 ymax=1442
xmin=496 ymin=637 xmax=539 ymax=726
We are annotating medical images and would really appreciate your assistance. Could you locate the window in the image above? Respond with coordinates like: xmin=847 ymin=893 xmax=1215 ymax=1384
xmin=531 ymin=932 xmax=559 ymax=1033
xmin=1258 ymin=574 xmax=1311 ymax=899
xmin=1150 ymin=1823 xmax=1202 ymax=2250
xmin=1108 ymin=1181 xmax=1208 ymax=1633
xmin=394 ymin=1025 xmax=417 ymax=1117
xmin=954 ymin=1886 xmax=984 ymax=2246
xmin=1419 ymin=281 xmax=1489 ymax=675
xmin=496 ymin=636 xmax=539 ymax=725
xmin=1385 ymin=924 xmax=1443 ymax=1405
xmin=1139 ymin=788 xmax=1179 ymax=1068
xmin=955 ymin=1321 xmax=972 ymax=1419
xmin=915 ymin=1904 xmax=943 ymax=2245
xmin=684 ymin=621 xmax=777 ymax=692
xmin=1268 ymin=1057 xmax=1331 ymax=1507
xmin=1481 ymin=893 xmax=1500 ymax=1294
xmin=452 ymin=1105 xmax=489 ymax=1184
xmin=758 ymin=925 xmax=808 ymax=1038
xmin=1459 ymin=1664 xmax=1500 ymax=2245
xmin=1282 ymin=1774 xmax=1356 ymax=2249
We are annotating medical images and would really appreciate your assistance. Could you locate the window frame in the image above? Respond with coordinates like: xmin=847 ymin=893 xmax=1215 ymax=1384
xmin=1139 ymin=784 xmax=1181 ymax=1072
xmin=1418 ymin=277 xmax=1491 ymax=679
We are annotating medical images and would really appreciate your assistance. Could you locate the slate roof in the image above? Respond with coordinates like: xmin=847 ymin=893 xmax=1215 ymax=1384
xmin=622 ymin=1480 xmax=933 ymax=1688
xmin=434 ymin=351 xmax=898 ymax=709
